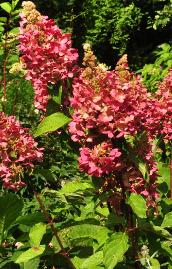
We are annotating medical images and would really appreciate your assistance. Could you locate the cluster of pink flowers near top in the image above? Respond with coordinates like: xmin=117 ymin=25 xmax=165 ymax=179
xmin=0 ymin=113 xmax=43 ymax=190
xmin=69 ymin=45 xmax=172 ymax=208
xmin=19 ymin=1 xmax=78 ymax=111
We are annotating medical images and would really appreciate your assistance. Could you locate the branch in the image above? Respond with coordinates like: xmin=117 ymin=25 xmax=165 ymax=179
xmin=34 ymin=192 xmax=76 ymax=269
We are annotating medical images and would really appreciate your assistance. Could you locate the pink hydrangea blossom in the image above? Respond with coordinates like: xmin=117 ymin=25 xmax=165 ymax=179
xmin=69 ymin=51 xmax=161 ymax=207
xmin=0 ymin=113 xmax=43 ymax=190
xmin=79 ymin=142 xmax=122 ymax=177
xmin=19 ymin=3 xmax=78 ymax=111
xmin=155 ymin=69 xmax=172 ymax=140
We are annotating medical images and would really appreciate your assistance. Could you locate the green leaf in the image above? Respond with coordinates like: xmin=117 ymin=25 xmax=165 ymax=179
xmin=0 ymin=2 xmax=12 ymax=13
xmin=12 ymin=0 xmax=20 ymax=9
xmin=20 ymin=258 xmax=40 ymax=269
xmin=15 ymin=245 xmax=45 ymax=264
xmin=0 ymin=26 xmax=4 ymax=32
xmin=17 ymin=212 xmax=45 ymax=226
xmin=150 ymin=258 xmax=160 ymax=269
xmin=29 ymin=223 xmax=46 ymax=247
xmin=0 ymin=193 xmax=23 ymax=244
xmin=161 ymin=212 xmax=172 ymax=228
xmin=72 ymin=256 xmax=86 ymax=269
xmin=11 ymin=8 xmax=22 ymax=15
xmin=96 ymin=205 xmax=109 ymax=217
xmin=0 ymin=17 xmax=7 ymax=22
xmin=103 ymin=233 xmax=129 ymax=269
xmin=158 ymin=163 xmax=170 ymax=189
xmin=34 ymin=112 xmax=71 ymax=137
xmin=161 ymin=241 xmax=172 ymax=257
xmin=52 ymin=84 xmax=62 ymax=105
xmin=128 ymin=193 xmax=147 ymax=218
xmin=81 ymin=251 xmax=103 ymax=269
xmin=50 ymin=235 xmax=62 ymax=253
xmin=43 ymin=189 xmax=68 ymax=204
xmin=138 ymin=162 xmax=147 ymax=178
xmin=9 ymin=27 xmax=19 ymax=34
xmin=152 ymin=225 xmax=172 ymax=238
xmin=59 ymin=181 xmax=93 ymax=194
xmin=67 ymin=224 xmax=110 ymax=246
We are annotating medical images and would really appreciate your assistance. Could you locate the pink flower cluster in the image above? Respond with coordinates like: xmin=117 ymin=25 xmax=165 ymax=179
xmin=19 ymin=6 xmax=78 ymax=111
xmin=0 ymin=113 xmax=43 ymax=190
xmin=155 ymin=69 xmax=172 ymax=140
xmin=79 ymin=142 xmax=121 ymax=177
xmin=69 ymin=51 xmax=165 ymax=206
xmin=70 ymin=70 xmax=149 ymax=142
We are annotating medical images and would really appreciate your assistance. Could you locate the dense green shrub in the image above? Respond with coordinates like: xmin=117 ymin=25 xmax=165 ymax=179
xmin=31 ymin=0 xmax=172 ymax=68
xmin=140 ymin=43 xmax=172 ymax=92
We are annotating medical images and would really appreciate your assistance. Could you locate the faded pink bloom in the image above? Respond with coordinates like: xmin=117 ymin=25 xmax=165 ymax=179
xmin=19 ymin=8 xmax=78 ymax=111
xmin=68 ymin=51 xmax=164 ymax=208
xmin=0 ymin=112 xmax=43 ymax=190
xmin=79 ymin=142 xmax=121 ymax=177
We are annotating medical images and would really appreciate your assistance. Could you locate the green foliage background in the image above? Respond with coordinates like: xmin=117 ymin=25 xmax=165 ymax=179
xmin=32 ymin=0 xmax=172 ymax=69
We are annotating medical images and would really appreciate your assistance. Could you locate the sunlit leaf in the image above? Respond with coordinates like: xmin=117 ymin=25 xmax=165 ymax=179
xmin=0 ymin=193 xmax=23 ymax=244
xmin=0 ymin=2 xmax=12 ymax=13
xmin=103 ymin=233 xmax=129 ymax=269
xmin=161 ymin=212 xmax=172 ymax=228
xmin=81 ymin=251 xmax=103 ymax=269
xmin=128 ymin=193 xmax=147 ymax=218
xmin=15 ymin=246 xmax=45 ymax=264
xmin=29 ymin=223 xmax=46 ymax=247
xmin=34 ymin=112 xmax=71 ymax=137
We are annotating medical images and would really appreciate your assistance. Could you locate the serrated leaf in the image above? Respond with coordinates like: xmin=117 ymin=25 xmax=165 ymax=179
xmin=161 ymin=212 xmax=172 ymax=228
xmin=15 ymin=245 xmax=45 ymax=264
xmin=43 ymin=189 xmax=68 ymax=204
xmin=29 ymin=223 xmax=46 ymax=247
xmin=103 ymin=233 xmax=129 ymax=269
xmin=128 ymin=193 xmax=147 ymax=218
xmin=67 ymin=224 xmax=110 ymax=246
xmin=59 ymin=181 xmax=93 ymax=194
xmin=81 ymin=251 xmax=103 ymax=269
xmin=34 ymin=112 xmax=71 ymax=137
xmin=0 ymin=2 xmax=12 ymax=13
xmin=0 ymin=193 xmax=23 ymax=244
xmin=17 ymin=212 xmax=45 ymax=226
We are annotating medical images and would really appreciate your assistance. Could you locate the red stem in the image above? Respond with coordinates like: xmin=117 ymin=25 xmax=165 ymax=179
xmin=34 ymin=192 xmax=76 ymax=269
xmin=119 ymin=179 xmax=141 ymax=269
